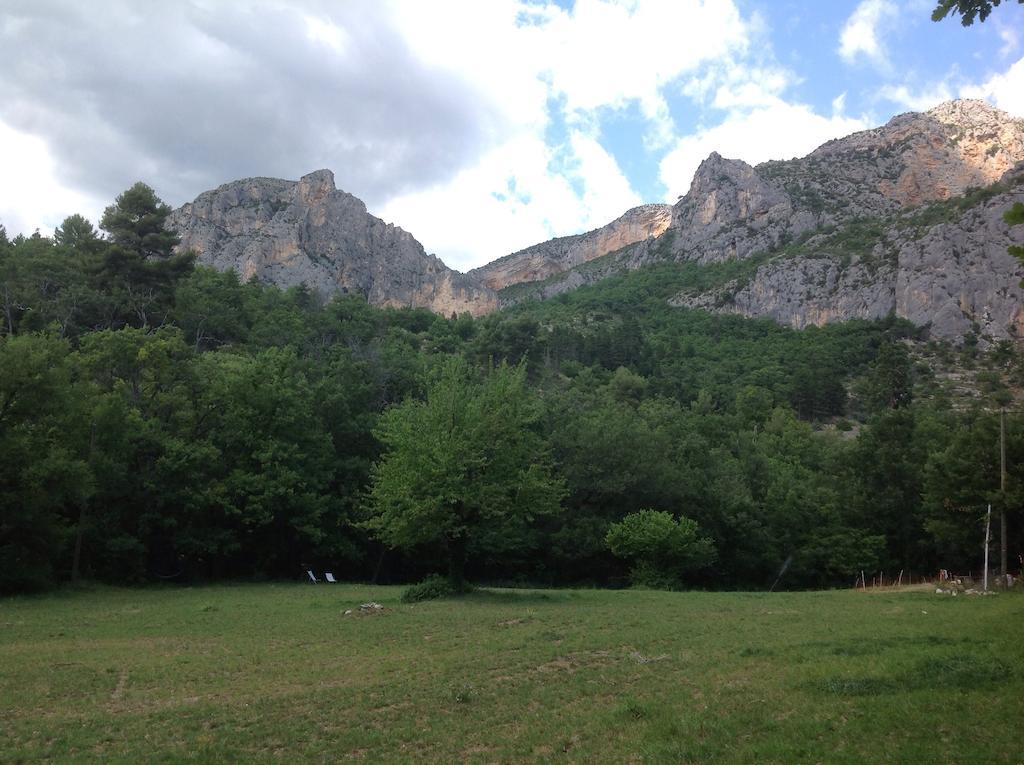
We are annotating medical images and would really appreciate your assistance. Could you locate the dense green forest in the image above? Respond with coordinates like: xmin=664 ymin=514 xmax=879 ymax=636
xmin=1 ymin=183 xmax=1022 ymax=594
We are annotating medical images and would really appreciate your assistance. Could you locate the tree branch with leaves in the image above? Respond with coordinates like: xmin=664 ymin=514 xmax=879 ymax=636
xmin=931 ymin=0 xmax=1024 ymax=25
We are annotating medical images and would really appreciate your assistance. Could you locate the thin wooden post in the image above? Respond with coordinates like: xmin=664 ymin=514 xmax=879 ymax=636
xmin=984 ymin=504 xmax=992 ymax=592
xmin=1001 ymin=409 xmax=1007 ymax=580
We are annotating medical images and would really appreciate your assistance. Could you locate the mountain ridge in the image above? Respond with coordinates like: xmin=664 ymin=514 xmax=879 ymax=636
xmin=168 ymin=99 xmax=1024 ymax=342
xmin=468 ymin=203 xmax=672 ymax=290
xmin=497 ymin=99 xmax=1024 ymax=343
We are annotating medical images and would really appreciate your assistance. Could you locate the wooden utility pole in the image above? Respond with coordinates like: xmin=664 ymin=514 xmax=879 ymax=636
xmin=1000 ymin=408 xmax=1007 ymax=579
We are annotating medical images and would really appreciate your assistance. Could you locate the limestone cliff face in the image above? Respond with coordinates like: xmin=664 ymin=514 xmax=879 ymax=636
xmin=469 ymin=204 xmax=671 ymax=290
xmin=665 ymin=153 xmax=815 ymax=263
xmin=805 ymin=99 xmax=1024 ymax=212
xmin=669 ymin=171 xmax=1024 ymax=342
xmin=636 ymin=100 xmax=1023 ymax=268
xmin=168 ymin=170 xmax=497 ymax=316
xmin=895 ymin=189 xmax=1024 ymax=340
xmin=500 ymin=100 xmax=1024 ymax=343
xmin=671 ymin=259 xmax=897 ymax=329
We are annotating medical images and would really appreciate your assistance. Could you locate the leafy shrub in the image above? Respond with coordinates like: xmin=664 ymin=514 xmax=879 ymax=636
xmin=628 ymin=561 xmax=686 ymax=590
xmin=401 ymin=574 xmax=471 ymax=603
xmin=606 ymin=510 xmax=716 ymax=590
xmin=619 ymin=697 xmax=652 ymax=720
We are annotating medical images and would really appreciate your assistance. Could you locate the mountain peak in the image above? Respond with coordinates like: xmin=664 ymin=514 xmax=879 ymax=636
xmin=926 ymin=98 xmax=1014 ymax=126
xmin=690 ymin=153 xmax=756 ymax=192
xmin=298 ymin=168 xmax=336 ymax=189
xmin=169 ymin=172 xmax=497 ymax=316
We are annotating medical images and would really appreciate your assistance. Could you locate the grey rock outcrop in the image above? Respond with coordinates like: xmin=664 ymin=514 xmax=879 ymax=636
xmin=469 ymin=204 xmax=671 ymax=290
xmin=665 ymin=152 xmax=815 ymax=263
xmin=168 ymin=170 xmax=497 ymax=316
xmin=670 ymin=173 xmax=1024 ymax=342
xmin=895 ymin=190 xmax=1024 ymax=340
xmin=493 ymin=99 xmax=1024 ymax=301
xmin=758 ymin=99 xmax=1024 ymax=223
xmin=671 ymin=258 xmax=897 ymax=329
xmin=659 ymin=98 xmax=1024 ymax=271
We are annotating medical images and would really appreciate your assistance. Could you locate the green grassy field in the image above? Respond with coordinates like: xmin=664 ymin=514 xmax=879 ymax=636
xmin=1 ymin=584 xmax=1021 ymax=764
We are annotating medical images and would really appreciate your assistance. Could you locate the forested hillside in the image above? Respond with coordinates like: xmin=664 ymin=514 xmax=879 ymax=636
xmin=2 ymin=183 xmax=1022 ymax=594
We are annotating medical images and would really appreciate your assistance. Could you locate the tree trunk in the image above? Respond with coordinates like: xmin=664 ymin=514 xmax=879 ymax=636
xmin=1 ymin=284 xmax=15 ymax=337
xmin=1000 ymin=508 xmax=1007 ymax=580
xmin=73 ymin=423 xmax=97 ymax=583
xmin=71 ymin=502 xmax=87 ymax=583
xmin=371 ymin=547 xmax=386 ymax=584
xmin=447 ymin=535 xmax=468 ymax=591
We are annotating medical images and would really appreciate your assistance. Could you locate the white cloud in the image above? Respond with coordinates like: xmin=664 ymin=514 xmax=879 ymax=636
xmin=874 ymin=55 xmax=1024 ymax=117
xmin=303 ymin=15 xmax=349 ymax=54
xmin=658 ymin=99 xmax=871 ymax=198
xmin=542 ymin=0 xmax=748 ymax=114
xmin=388 ymin=0 xmax=550 ymax=136
xmin=376 ymin=0 xmax=756 ymax=267
xmin=678 ymin=11 xmax=794 ymax=114
xmin=838 ymin=0 xmax=898 ymax=69
xmin=380 ymin=130 xmax=641 ymax=272
xmin=710 ymin=65 xmax=794 ymax=110
xmin=879 ymin=82 xmax=955 ymax=112
xmin=0 ymin=118 xmax=104 ymax=237
xmin=997 ymin=23 xmax=1020 ymax=59
xmin=960 ymin=56 xmax=1024 ymax=116
xmin=1 ymin=0 xmax=753 ymax=267
xmin=386 ymin=0 xmax=750 ymax=143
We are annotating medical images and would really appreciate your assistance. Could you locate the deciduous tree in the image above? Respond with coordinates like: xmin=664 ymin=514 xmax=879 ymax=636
xmin=366 ymin=358 xmax=564 ymax=588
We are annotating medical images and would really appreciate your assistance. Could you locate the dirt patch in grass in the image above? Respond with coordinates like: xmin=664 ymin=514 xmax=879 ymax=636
xmin=535 ymin=649 xmax=617 ymax=674
xmin=495 ymin=616 xmax=532 ymax=627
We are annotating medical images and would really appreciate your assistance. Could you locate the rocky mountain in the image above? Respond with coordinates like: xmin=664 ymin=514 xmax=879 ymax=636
xmin=670 ymin=167 xmax=1024 ymax=342
xmin=167 ymin=100 xmax=1023 ymax=342
xmin=168 ymin=169 xmax=497 ymax=316
xmin=468 ymin=204 xmax=671 ymax=290
xmin=499 ymin=100 xmax=1024 ymax=343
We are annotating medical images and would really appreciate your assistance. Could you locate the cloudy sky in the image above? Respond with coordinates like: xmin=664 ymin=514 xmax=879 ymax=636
xmin=1 ymin=0 xmax=1023 ymax=270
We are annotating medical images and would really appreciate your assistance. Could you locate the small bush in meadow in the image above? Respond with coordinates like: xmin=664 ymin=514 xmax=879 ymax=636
xmin=401 ymin=574 xmax=472 ymax=603
xmin=450 ymin=683 xmax=474 ymax=704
